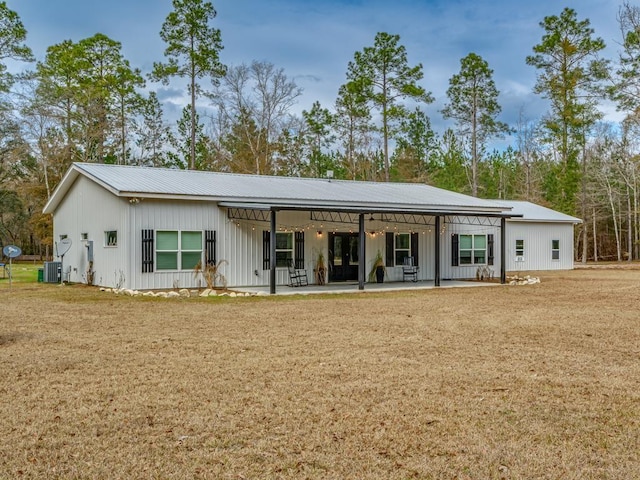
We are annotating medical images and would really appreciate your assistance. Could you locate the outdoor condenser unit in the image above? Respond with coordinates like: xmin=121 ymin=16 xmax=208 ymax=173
xmin=43 ymin=261 xmax=62 ymax=283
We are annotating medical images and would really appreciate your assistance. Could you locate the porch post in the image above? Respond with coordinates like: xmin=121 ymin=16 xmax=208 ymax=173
xmin=270 ymin=209 xmax=277 ymax=294
xmin=358 ymin=213 xmax=365 ymax=290
xmin=434 ymin=215 xmax=441 ymax=287
xmin=500 ymin=216 xmax=506 ymax=284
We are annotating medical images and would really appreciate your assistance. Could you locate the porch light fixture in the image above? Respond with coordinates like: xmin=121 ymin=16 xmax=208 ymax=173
xmin=317 ymin=230 xmax=323 ymax=237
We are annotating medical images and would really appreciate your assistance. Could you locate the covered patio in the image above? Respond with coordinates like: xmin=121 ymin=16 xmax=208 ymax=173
xmin=235 ymin=278 xmax=501 ymax=296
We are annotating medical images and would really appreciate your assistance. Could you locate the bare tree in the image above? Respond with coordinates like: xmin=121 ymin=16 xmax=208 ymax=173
xmin=212 ymin=61 xmax=301 ymax=174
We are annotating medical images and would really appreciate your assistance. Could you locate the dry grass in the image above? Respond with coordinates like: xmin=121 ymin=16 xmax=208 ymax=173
xmin=1 ymin=268 xmax=640 ymax=479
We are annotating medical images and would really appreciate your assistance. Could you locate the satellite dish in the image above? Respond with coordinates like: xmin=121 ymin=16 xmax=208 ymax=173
xmin=57 ymin=238 xmax=72 ymax=257
xmin=3 ymin=245 xmax=21 ymax=258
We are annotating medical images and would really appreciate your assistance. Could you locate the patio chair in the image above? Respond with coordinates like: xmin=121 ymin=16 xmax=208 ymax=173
xmin=287 ymin=261 xmax=308 ymax=287
xmin=402 ymin=256 xmax=418 ymax=282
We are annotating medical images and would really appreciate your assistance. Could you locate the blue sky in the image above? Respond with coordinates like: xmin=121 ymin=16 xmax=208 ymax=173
xmin=6 ymin=0 xmax=625 ymax=139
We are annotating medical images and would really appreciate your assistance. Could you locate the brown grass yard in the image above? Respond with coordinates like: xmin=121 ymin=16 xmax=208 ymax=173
xmin=1 ymin=268 xmax=639 ymax=479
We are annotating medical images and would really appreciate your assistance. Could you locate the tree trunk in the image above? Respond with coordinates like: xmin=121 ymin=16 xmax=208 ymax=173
xmin=580 ymin=138 xmax=587 ymax=263
xmin=627 ymin=187 xmax=633 ymax=261
xmin=592 ymin=207 xmax=597 ymax=262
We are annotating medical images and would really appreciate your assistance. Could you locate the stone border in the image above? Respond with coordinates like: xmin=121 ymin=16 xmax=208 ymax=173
xmin=99 ymin=287 xmax=268 ymax=298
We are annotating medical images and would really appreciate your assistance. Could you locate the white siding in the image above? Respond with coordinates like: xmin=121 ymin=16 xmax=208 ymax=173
xmin=505 ymin=221 xmax=575 ymax=271
xmin=440 ymin=218 xmax=502 ymax=280
xmin=129 ymin=199 xmax=224 ymax=290
xmin=52 ymin=176 xmax=130 ymax=287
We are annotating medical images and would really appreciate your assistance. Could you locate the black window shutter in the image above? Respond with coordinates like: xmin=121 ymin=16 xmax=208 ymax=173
xmin=262 ymin=230 xmax=270 ymax=270
xmin=451 ymin=234 xmax=459 ymax=266
xmin=205 ymin=230 xmax=216 ymax=265
xmin=295 ymin=231 xmax=305 ymax=269
xmin=411 ymin=232 xmax=419 ymax=266
xmin=142 ymin=229 xmax=154 ymax=273
xmin=385 ymin=232 xmax=395 ymax=267
xmin=487 ymin=234 xmax=494 ymax=266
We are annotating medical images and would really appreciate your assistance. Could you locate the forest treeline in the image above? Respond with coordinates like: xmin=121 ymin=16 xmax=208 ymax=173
xmin=1 ymin=0 xmax=640 ymax=262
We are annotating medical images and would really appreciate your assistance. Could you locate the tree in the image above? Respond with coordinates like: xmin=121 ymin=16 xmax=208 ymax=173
xmin=302 ymin=101 xmax=335 ymax=178
xmin=612 ymin=2 xmax=640 ymax=121
xmin=34 ymin=34 xmax=144 ymax=165
xmin=346 ymin=32 xmax=433 ymax=182
xmin=212 ymin=61 xmax=301 ymax=175
xmin=168 ymin=105 xmax=209 ymax=169
xmin=0 ymin=1 xmax=34 ymax=92
xmin=135 ymin=91 xmax=172 ymax=167
xmin=442 ymin=53 xmax=510 ymax=197
xmin=526 ymin=7 xmax=608 ymax=215
xmin=430 ymin=129 xmax=469 ymax=193
xmin=152 ymin=0 xmax=225 ymax=170
xmin=390 ymin=107 xmax=437 ymax=182
xmin=334 ymin=82 xmax=372 ymax=180
xmin=112 ymin=63 xmax=145 ymax=165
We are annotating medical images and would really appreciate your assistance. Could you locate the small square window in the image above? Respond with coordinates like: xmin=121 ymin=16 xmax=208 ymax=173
xmin=81 ymin=233 xmax=88 ymax=241
xmin=105 ymin=231 xmax=118 ymax=247
xmin=59 ymin=234 xmax=68 ymax=240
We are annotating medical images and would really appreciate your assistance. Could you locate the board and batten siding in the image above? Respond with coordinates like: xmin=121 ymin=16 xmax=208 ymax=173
xmin=52 ymin=175 xmax=131 ymax=287
xmin=129 ymin=199 xmax=224 ymax=290
xmin=439 ymin=219 xmax=502 ymax=280
xmin=505 ymin=221 xmax=575 ymax=271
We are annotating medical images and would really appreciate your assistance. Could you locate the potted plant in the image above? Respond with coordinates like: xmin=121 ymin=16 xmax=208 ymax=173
xmin=368 ymin=250 xmax=385 ymax=283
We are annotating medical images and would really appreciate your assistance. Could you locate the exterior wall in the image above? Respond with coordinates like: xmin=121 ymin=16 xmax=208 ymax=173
xmin=229 ymin=212 xmax=438 ymax=286
xmin=439 ymin=217 xmax=502 ymax=280
xmin=52 ymin=176 xmax=131 ymax=287
xmin=58 ymin=178 xmax=579 ymax=289
xmin=505 ymin=221 xmax=575 ymax=271
xmin=129 ymin=199 xmax=224 ymax=290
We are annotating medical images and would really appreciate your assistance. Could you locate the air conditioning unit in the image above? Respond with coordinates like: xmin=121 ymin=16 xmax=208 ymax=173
xmin=515 ymin=256 xmax=525 ymax=262
xmin=43 ymin=261 xmax=62 ymax=283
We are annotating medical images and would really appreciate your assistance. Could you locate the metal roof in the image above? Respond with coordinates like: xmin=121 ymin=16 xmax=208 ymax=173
xmin=44 ymin=162 xmax=512 ymax=215
xmin=498 ymin=200 xmax=582 ymax=223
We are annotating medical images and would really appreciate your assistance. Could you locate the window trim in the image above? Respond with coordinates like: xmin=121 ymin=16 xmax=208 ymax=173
xmin=155 ymin=230 xmax=203 ymax=271
xmin=394 ymin=232 xmax=412 ymax=267
xmin=515 ymin=239 xmax=524 ymax=257
xmin=105 ymin=230 xmax=118 ymax=247
xmin=275 ymin=232 xmax=294 ymax=268
xmin=459 ymin=234 xmax=487 ymax=266
xmin=552 ymin=239 xmax=560 ymax=261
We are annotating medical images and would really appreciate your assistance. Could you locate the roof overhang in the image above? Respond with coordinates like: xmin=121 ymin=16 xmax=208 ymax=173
xmin=219 ymin=201 xmax=519 ymax=218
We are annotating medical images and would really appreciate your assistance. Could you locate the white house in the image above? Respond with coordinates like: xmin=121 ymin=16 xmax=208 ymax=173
xmin=43 ymin=163 xmax=580 ymax=293
xmin=502 ymin=200 xmax=581 ymax=272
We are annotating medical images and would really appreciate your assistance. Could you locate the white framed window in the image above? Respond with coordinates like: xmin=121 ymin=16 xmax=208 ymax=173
xmin=105 ymin=231 xmax=118 ymax=247
xmin=459 ymin=234 xmax=486 ymax=265
xmin=515 ymin=239 xmax=524 ymax=257
xmin=59 ymin=234 xmax=68 ymax=240
xmin=81 ymin=232 xmax=88 ymax=241
xmin=552 ymin=239 xmax=560 ymax=260
xmin=156 ymin=230 xmax=202 ymax=270
xmin=394 ymin=233 xmax=411 ymax=266
xmin=275 ymin=232 xmax=293 ymax=268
